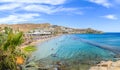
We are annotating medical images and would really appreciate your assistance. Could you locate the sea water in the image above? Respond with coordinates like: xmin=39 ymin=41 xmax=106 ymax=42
xmin=32 ymin=33 xmax=120 ymax=64
xmin=75 ymin=33 xmax=120 ymax=47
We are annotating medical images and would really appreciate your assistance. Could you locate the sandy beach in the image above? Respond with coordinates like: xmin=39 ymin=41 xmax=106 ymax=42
xmin=20 ymin=35 xmax=61 ymax=49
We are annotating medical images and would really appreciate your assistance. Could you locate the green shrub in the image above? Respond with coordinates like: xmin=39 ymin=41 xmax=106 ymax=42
xmin=23 ymin=45 xmax=36 ymax=52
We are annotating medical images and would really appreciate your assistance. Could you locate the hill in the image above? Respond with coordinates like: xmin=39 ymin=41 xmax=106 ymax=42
xmin=0 ymin=23 xmax=102 ymax=34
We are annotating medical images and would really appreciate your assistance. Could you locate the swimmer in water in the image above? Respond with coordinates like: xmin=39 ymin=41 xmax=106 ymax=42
xmin=51 ymin=48 xmax=54 ymax=50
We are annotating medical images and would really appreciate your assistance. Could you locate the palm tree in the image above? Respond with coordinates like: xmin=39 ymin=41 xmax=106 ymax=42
xmin=0 ymin=27 xmax=24 ymax=70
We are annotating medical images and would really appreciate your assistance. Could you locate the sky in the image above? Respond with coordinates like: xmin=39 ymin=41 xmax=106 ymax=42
xmin=0 ymin=0 xmax=120 ymax=32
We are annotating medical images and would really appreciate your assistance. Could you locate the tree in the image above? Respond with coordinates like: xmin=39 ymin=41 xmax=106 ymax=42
xmin=0 ymin=27 xmax=24 ymax=70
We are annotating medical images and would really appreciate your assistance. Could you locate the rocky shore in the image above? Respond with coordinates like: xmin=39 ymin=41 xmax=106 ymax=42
xmin=89 ymin=60 xmax=120 ymax=70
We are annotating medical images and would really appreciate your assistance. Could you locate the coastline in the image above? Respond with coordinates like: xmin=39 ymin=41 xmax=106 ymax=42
xmin=19 ymin=33 xmax=120 ymax=70
xmin=89 ymin=60 xmax=120 ymax=70
xmin=20 ymin=34 xmax=62 ymax=49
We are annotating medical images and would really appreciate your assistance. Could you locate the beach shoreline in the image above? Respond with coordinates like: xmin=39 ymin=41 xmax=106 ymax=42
xmin=20 ymin=34 xmax=62 ymax=49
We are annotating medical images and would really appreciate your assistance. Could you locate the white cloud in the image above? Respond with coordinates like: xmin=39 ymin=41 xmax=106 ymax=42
xmin=0 ymin=0 xmax=67 ymax=11
xmin=23 ymin=5 xmax=55 ymax=14
xmin=0 ymin=0 xmax=66 ymax=5
xmin=89 ymin=0 xmax=112 ymax=8
xmin=0 ymin=0 xmax=81 ymax=15
xmin=102 ymin=14 xmax=118 ymax=20
xmin=0 ymin=3 xmax=22 ymax=11
xmin=0 ymin=0 xmax=83 ymax=23
xmin=0 ymin=13 xmax=40 ymax=23
xmin=23 ymin=4 xmax=82 ymax=14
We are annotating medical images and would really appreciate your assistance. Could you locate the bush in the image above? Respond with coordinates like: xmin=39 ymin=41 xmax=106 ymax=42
xmin=23 ymin=45 xmax=37 ymax=52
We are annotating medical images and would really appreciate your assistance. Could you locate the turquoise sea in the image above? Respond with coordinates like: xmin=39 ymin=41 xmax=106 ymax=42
xmin=32 ymin=33 xmax=120 ymax=65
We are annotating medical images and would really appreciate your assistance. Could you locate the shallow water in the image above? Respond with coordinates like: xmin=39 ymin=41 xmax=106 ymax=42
xmin=32 ymin=33 xmax=120 ymax=63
